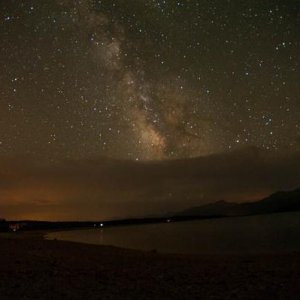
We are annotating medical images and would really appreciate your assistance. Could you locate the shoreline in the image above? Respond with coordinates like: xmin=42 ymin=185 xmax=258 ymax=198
xmin=1 ymin=232 xmax=300 ymax=299
xmin=45 ymin=228 xmax=300 ymax=257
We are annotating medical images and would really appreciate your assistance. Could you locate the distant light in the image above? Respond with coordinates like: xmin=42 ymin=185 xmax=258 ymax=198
xmin=100 ymin=223 xmax=104 ymax=227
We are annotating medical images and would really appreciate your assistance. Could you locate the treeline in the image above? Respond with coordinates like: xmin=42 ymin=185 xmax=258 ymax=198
xmin=0 ymin=219 xmax=9 ymax=232
xmin=0 ymin=215 xmax=222 ymax=232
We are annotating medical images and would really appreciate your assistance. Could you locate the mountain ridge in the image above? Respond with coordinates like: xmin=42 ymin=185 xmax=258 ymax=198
xmin=177 ymin=187 xmax=300 ymax=217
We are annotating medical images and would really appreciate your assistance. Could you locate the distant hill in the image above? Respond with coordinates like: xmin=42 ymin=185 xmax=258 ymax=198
xmin=177 ymin=188 xmax=300 ymax=218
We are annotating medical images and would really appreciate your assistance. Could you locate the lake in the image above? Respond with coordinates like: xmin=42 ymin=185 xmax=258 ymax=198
xmin=46 ymin=211 xmax=300 ymax=255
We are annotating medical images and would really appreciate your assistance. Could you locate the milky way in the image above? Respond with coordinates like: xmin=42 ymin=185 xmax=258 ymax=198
xmin=0 ymin=0 xmax=299 ymax=161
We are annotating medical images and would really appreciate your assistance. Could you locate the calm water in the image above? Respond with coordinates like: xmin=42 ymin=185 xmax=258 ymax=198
xmin=46 ymin=211 xmax=300 ymax=255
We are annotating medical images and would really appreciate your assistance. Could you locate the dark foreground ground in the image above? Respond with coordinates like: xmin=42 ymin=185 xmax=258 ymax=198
xmin=0 ymin=232 xmax=300 ymax=300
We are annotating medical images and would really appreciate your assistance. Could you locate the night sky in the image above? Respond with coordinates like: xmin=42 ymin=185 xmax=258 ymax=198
xmin=0 ymin=1 xmax=299 ymax=220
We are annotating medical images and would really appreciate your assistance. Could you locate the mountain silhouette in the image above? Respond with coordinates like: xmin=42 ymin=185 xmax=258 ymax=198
xmin=177 ymin=187 xmax=300 ymax=217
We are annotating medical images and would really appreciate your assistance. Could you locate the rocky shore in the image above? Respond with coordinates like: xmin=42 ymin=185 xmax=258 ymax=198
xmin=0 ymin=232 xmax=300 ymax=299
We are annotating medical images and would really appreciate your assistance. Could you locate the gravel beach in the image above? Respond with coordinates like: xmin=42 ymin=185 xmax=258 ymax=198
xmin=0 ymin=233 xmax=300 ymax=299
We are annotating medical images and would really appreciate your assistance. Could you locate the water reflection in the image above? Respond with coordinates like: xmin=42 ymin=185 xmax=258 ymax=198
xmin=47 ymin=211 xmax=300 ymax=255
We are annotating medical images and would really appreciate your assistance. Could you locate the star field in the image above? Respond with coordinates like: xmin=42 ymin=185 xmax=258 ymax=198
xmin=0 ymin=0 xmax=299 ymax=161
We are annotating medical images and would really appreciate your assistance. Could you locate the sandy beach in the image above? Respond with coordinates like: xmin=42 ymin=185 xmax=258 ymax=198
xmin=0 ymin=232 xmax=299 ymax=299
